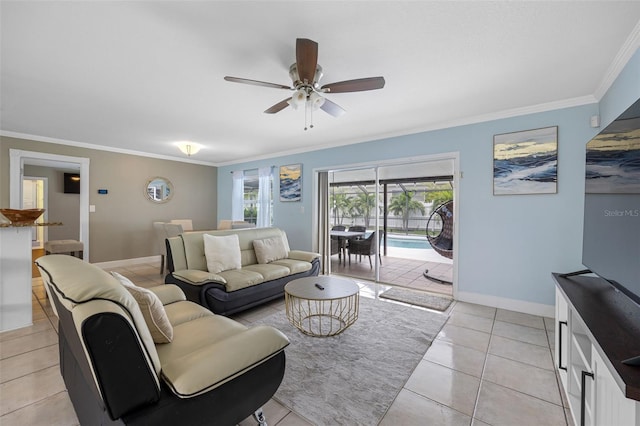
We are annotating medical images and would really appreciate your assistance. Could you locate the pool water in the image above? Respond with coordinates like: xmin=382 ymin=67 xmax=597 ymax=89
xmin=385 ymin=236 xmax=432 ymax=250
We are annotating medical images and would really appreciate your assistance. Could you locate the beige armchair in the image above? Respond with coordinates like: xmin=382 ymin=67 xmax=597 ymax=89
xmin=153 ymin=222 xmax=168 ymax=274
xmin=218 ymin=219 xmax=256 ymax=230
xmin=153 ymin=222 xmax=184 ymax=275
xmin=169 ymin=219 xmax=193 ymax=231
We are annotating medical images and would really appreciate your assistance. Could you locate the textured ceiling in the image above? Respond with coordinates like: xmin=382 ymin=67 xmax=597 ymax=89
xmin=2 ymin=1 xmax=640 ymax=166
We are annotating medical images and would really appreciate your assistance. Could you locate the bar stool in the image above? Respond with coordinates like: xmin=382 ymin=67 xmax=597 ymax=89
xmin=44 ymin=239 xmax=84 ymax=258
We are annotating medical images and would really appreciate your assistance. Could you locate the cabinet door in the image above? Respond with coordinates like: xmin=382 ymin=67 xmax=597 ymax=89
xmin=592 ymin=348 xmax=637 ymax=426
xmin=556 ymin=288 xmax=569 ymax=387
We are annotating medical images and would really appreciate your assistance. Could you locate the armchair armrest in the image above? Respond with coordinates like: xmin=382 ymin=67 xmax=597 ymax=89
xmin=148 ymin=284 xmax=186 ymax=306
xmin=287 ymin=250 xmax=320 ymax=263
xmin=161 ymin=326 xmax=289 ymax=398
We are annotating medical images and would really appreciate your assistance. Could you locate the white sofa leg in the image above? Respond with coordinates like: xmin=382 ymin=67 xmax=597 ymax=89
xmin=253 ymin=408 xmax=267 ymax=426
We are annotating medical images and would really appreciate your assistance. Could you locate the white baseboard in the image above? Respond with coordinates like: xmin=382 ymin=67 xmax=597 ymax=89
xmin=92 ymin=255 xmax=160 ymax=269
xmin=457 ymin=291 xmax=555 ymax=318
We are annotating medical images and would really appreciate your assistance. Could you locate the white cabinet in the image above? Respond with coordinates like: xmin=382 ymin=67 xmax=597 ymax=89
xmin=556 ymin=287 xmax=569 ymax=389
xmin=554 ymin=277 xmax=640 ymax=426
xmin=0 ymin=226 xmax=33 ymax=331
xmin=592 ymin=348 xmax=638 ymax=426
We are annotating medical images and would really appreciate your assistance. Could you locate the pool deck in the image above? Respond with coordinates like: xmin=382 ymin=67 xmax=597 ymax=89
xmin=331 ymin=246 xmax=453 ymax=297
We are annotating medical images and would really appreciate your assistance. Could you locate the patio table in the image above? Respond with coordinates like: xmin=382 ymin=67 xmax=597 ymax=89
xmin=330 ymin=230 xmax=366 ymax=264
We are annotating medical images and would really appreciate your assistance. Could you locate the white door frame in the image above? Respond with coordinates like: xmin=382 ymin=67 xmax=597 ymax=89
xmin=23 ymin=176 xmax=49 ymax=247
xmin=312 ymin=152 xmax=460 ymax=299
xmin=10 ymin=149 xmax=90 ymax=261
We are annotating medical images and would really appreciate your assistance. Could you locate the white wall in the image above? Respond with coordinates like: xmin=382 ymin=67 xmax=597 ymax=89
xmin=218 ymin=48 xmax=640 ymax=314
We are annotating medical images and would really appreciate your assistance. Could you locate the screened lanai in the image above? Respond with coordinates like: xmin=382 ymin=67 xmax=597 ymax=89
xmin=328 ymin=166 xmax=455 ymax=296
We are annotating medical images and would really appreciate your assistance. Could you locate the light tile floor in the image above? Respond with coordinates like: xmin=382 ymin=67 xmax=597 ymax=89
xmin=0 ymin=260 xmax=573 ymax=426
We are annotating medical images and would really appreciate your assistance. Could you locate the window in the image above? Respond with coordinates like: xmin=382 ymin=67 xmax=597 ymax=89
xmin=241 ymin=169 xmax=273 ymax=227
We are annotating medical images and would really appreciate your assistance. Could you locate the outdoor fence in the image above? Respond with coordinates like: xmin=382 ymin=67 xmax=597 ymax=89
xmin=333 ymin=215 xmax=430 ymax=232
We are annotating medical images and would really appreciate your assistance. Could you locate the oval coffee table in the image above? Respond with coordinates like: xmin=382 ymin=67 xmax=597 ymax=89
xmin=284 ymin=276 xmax=359 ymax=337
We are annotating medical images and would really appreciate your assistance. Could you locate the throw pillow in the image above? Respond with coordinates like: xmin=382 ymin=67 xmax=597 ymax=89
xmin=111 ymin=271 xmax=173 ymax=344
xmin=253 ymin=236 xmax=289 ymax=264
xmin=203 ymin=233 xmax=242 ymax=273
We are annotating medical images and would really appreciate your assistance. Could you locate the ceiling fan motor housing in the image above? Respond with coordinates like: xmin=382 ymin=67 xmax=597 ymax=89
xmin=289 ymin=63 xmax=323 ymax=91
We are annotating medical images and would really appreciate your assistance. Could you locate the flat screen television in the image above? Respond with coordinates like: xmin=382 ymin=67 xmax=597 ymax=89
xmin=582 ymin=98 xmax=640 ymax=309
xmin=63 ymin=173 xmax=80 ymax=194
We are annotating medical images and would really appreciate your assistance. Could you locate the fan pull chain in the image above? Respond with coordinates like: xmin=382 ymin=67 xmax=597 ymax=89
xmin=304 ymin=98 xmax=308 ymax=131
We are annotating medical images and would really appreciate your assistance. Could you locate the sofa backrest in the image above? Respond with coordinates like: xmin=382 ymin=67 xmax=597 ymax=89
xmin=168 ymin=227 xmax=291 ymax=272
xmin=36 ymin=255 xmax=163 ymax=419
xmin=36 ymin=255 xmax=162 ymax=377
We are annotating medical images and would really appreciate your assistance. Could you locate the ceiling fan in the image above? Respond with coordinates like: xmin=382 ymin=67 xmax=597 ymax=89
xmin=224 ymin=38 xmax=385 ymax=129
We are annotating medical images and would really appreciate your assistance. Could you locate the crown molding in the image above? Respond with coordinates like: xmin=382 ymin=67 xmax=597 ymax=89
xmin=4 ymin=93 xmax=598 ymax=169
xmin=215 ymin=95 xmax=598 ymax=167
xmin=594 ymin=20 xmax=640 ymax=101
xmin=0 ymin=131 xmax=217 ymax=167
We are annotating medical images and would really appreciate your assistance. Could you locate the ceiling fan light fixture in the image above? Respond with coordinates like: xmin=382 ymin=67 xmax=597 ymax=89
xmin=308 ymin=91 xmax=325 ymax=110
xmin=176 ymin=141 xmax=201 ymax=157
xmin=289 ymin=88 xmax=307 ymax=109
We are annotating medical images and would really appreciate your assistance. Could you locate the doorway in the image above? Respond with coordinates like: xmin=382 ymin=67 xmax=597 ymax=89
xmin=315 ymin=154 xmax=459 ymax=299
xmin=9 ymin=149 xmax=90 ymax=261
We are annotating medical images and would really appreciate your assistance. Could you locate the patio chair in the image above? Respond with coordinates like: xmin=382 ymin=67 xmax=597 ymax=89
xmin=348 ymin=231 xmax=382 ymax=268
xmin=348 ymin=225 xmax=366 ymax=234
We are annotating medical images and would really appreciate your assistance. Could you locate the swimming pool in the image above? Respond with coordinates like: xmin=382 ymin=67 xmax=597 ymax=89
xmin=384 ymin=235 xmax=432 ymax=250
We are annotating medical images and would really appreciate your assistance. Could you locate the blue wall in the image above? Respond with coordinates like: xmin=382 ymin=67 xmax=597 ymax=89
xmin=218 ymin=48 xmax=640 ymax=308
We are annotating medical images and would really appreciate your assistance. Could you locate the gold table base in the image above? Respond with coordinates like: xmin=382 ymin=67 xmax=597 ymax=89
xmin=285 ymin=291 xmax=359 ymax=337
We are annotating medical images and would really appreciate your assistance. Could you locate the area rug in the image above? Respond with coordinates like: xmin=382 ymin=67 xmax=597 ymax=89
xmin=379 ymin=287 xmax=453 ymax=311
xmin=255 ymin=296 xmax=447 ymax=425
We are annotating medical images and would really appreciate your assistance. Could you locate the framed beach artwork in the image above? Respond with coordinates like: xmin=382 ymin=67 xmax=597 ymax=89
xmin=279 ymin=164 xmax=302 ymax=201
xmin=493 ymin=126 xmax=558 ymax=195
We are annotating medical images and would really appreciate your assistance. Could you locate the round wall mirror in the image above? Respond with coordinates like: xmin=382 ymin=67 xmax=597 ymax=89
xmin=145 ymin=177 xmax=174 ymax=203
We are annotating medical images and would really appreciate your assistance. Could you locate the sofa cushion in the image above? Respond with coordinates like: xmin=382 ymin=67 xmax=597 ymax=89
xmin=253 ymin=236 xmax=288 ymax=264
xmin=244 ymin=264 xmax=291 ymax=281
xmin=158 ymin=320 xmax=289 ymax=398
xmin=112 ymin=272 xmax=174 ymax=344
xmin=217 ymin=269 xmax=265 ymax=292
xmin=173 ymin=270 xmax=227 ymax=286
xmin=270 ymin=258 xmax=314 ymax=274
xmin=203 ymin=234 xmax=241 ymax=273
xmin=156 ymin=315 xmax=248 ymax=365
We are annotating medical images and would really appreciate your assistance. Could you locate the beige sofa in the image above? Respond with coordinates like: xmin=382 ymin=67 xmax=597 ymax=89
xmin=36 ymin=254 xmax=289 ymax=425
xmin=165 ymin=227 xmax=320 ymax=315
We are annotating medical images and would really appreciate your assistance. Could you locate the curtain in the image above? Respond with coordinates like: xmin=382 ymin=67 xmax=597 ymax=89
xmin=317 ymin=171 xmax=330 ymax=274
xmin=257 ymin=166 xmax=272 ymax=228
xmin=231 ymin=170 xmax=244 ymax=221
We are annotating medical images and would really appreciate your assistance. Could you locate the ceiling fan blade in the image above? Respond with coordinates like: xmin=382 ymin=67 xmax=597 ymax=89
xmin=296 ymin=38 xmax=318 ymax=84
xmin=224 ymin=76 xmax=292 ymax=90
xmin=321 ymin=77 xmax=385 ymax=93
xmin=264 ymin=98 xmax=292 ymax=114
xmin=320 ymin=98 xmax=346 ymax=117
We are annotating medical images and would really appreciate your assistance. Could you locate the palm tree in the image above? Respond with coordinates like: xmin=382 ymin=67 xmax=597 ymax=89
xmin=353 ymin=192 xmax=377 ymax=228
xmin=331 ymin=193 xmax=352 ymax=225
xmin=388 ymin=191 xmax=426 ymax=232
xmin=425 ymin=190 xmax=453 ymax=213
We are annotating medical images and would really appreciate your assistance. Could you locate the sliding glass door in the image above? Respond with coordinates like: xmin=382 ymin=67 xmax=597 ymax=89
xmin=327 ymin=167 xmax=380 ymax=282
xmin=316 ymin=157 xmax=456 ymax=298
